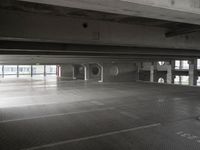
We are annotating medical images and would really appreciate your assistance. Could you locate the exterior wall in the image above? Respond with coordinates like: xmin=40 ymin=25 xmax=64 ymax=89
xmin=102 ymin=63 xmax=138 ymax=82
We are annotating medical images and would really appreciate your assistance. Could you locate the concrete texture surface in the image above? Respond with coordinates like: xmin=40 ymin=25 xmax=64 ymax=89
xmin=1 ymin=77 xmax=200 ymax=150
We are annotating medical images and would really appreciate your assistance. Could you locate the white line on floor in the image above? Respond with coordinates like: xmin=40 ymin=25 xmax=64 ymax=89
xmin=0 ymin=107 xmax=115 ymax=124
xmin=22 ymin=123 xmax=161 ymax=150
xmin=0 ymin=101 xmax=65 ymax=109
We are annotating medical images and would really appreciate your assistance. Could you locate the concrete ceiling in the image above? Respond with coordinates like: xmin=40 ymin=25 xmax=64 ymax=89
xmin=16 ymin=0 xmax=200 ymax=25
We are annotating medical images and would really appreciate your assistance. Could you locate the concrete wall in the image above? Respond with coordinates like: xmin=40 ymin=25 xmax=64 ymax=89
xmin=61 ymin=64 xmax=74 ymax=79
xmin=61 ymin=63 xmax=138 ymax=82
xmin=102 ymin=63 xmax=138 ymax=82
xmin=140 ymin=61 xmax=170 ymax=82
xmin=139 ymin=71 xmax=150 ymax=81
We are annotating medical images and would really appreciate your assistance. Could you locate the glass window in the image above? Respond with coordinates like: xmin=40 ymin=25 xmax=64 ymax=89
xmin=181 ymin=76 xmax=189 ymax=85
xmin=4 ymin=65 xmax=17 ymax=75
xmin=175 ymin=60 xmax=180 ymax=70
xmin=174 ymin=75 xmax=180 ymax=84
xmin=46 ymin=65 xmax=56 ymax=76
xmin=0 ymin=65 xmax=58 ymax=78
xmin=182 ymin=60 xmax=189 ymax=70
xmin=18 ymin=65 xmax=31 ymax=77
xmin=174 ymin=75 xmax=189 ymax=85
xmin=32 ymin=65 xmax=44 ymax=76
xmin=175 ymin=60 xmax=189 ymax=70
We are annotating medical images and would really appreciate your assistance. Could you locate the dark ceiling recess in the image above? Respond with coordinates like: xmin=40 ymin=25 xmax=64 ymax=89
xmin=82 ymin=23 xmax=88 ymax=29
xmin=1 ymin=0 xmax=200 ymax=37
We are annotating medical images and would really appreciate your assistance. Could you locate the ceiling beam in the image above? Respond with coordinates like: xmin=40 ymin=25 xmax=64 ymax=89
xmin=0 ymin=40 xmax=200 ymax=58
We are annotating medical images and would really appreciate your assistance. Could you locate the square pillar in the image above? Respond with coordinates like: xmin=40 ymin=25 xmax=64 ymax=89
xmin=17 ymin=65 xmax=19 ymax=78
xmin=99 ymin=63 xmax=104 ymax=82
xmin=150 ymin=62 xmax=157 ymax=82
xmin=150 ymin=65 xmax=154 ymax=82
xmin=31 ymin=65 xmax=33 ymax=77
xmin=84 ymin=64 xmax=90 ymax=81
xmin=2 ymin=65 xmax=4 ymax=78
xmin=189 ymin=59 xmax=198 ymax=86
xmin=166 ymin=61 xmax=175 ymax=84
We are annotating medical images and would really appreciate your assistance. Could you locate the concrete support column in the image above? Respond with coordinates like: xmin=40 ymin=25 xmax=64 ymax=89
xmin=99 ymin=63 xmax=104 ymax=83
xmin=150 ymin=65 xmax=154 ymax=82
xmin=17 ymin=65 xmax=19 ymax=78
xmin=31 ymin=65 xmax=33 ymax=77
xmin=72 ymin=65 xmax=76 ymax=79
xmin=166 ymin=65 xmax=172 ymax=84
xmin=84 ymin=64 xmax=90 ymax=81
xmin=150 ymin=62 xmax=157 ymax=82
xmin=166 ymin=61 xmax=175 ymax=84
xmin=136 ymin=62 xmax=141 ymax=81
xmin=2 ymin=65 xmax=4 ymax=78
xmin=189 ymin=59 xmax=198 ymax=86
xmin=56 ymin=65 xmax=61 ymax=77
xmin=44 ymin=65 xmax=46 ymax=77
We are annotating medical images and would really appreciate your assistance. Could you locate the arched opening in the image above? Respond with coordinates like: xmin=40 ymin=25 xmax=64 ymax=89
xmin=88 ymin=63 xmax=102 ymax=82
xmin=158 ymin=77 xmax=165 ymax=83
xmin=158 ymin=61 xmax=165 ymax=66
xmin=91 ymin=66 xmax=100 ymax=76
xmin=73 ymin=64 xmax=85 ymax=80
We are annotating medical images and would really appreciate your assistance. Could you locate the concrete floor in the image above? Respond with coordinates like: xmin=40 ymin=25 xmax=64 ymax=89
xmin=1 ymin=78 xmax=200 ymax=150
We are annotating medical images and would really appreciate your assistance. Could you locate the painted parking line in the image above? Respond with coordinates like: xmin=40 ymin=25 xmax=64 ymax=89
xmin=23 ymin=123 xmax=161 ymax=150
xmin=90 ymin=101 xmax=105 ymax=106
xmin=0 ymin=107 xmax=115 ymax=124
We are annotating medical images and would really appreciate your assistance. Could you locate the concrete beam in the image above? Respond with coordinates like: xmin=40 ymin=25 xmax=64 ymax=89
xmin=0 ymin=54 xmax=146 ymax=65
xmin=20 ymin=0 xmax=200 ymax=25
xmin=2 ymin=10 xmax=200 ymax=52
